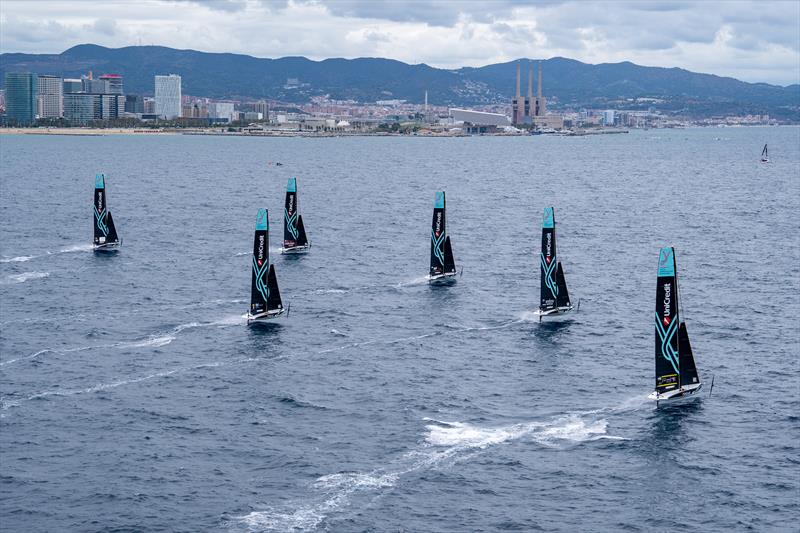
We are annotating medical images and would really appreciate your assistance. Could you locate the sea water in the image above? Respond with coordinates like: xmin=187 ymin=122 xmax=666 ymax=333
xmin=1 ymin=128 xmax=798 ymax=531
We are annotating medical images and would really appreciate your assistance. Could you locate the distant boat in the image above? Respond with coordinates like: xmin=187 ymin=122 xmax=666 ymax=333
xmin=92 ymin=173 xmax=120 ymax=251
xmin=246 ymin=208 xmax=285 ymax=322
xmin=282 ymin=177 xmax=310 ymax=254
xmin=533 ymin=207 xmax=574 ymax=321
xmin=760 ymin=144 xmax=769 ymax=163
xmin=428 ymin=191 xmax=458 ymax=284
xmin=648 ymin=247 xmax=702 ymax=404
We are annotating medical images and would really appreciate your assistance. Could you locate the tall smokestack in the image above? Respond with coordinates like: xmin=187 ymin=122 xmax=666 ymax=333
xmin=515 ymin=62 xmax=521 ymax=98
xmin=424 ymin=90 xmax=428 ymax=111
xmin=527 ymin=63 xmax=533 ymax=98
xmin=537 ymin=61 xmax=543 ymax=100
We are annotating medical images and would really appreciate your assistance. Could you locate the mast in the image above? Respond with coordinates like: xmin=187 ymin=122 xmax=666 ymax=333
xmin=539 ymin=207 xmax=558 ymax=310
xmin=655 ymin=247 xmax=680 ymax=393
xmin=430 ymin=191 xmax=447 ymax=277
xmin=93 ymin=173 xmax=118 ymax=245
xmin=250 ymin=208 xmax=271 ymax=315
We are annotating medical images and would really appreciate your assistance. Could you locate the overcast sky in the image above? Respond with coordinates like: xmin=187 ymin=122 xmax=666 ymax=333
xmin=1 ymin=0 xmax=798 ymax=85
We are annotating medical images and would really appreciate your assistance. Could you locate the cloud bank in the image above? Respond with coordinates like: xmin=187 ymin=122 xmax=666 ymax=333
xmin=0 ymin=0 xmax=798 ymax=85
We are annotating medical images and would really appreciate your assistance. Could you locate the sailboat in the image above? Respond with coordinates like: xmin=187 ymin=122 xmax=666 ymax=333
xmin=282 ymin=177 xmax=310 ymax=254
xmin=648 ymin=247 xmax=702 ymax=404
xmin=533 ymin=207 xmax=574 ymax=320
xmin=760 ymin=144 xmax=769 ymax=163
xmin=92 ymin=173 xmax=120 ymax=251
xmin=428 ymin=191 xmax=457 ymax=283
xmin=246 ymin=208 xmax=285 ymax=322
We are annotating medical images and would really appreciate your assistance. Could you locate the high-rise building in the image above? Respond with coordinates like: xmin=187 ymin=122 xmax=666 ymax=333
xmin=124 ymin=94 xmax=144 ymax=114
xmin=37 ymin=75 xmax=63 ymax=118
xmin=155 ymin=74 xmax=181 ymax=119
xmin=64 ymin=93 xmax=96 ymax=124
xmin=209 ymin=101 xmax=235 ymax=123
xmin=5 ymin=72 xmax=38 ymax=124
xmin=99 ymin=74 xmax=123 ymax=95
xmin=253 ymin=100 xmax=269 ymax=117
xmin=63 ymin=79 xmax=83 ymax=93
xmin=144 ymin=98 xmax=156 ymax=114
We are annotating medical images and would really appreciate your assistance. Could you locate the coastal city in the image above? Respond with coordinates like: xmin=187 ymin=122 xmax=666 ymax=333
xmin=1 ymin=63 xmax=780 ymax=136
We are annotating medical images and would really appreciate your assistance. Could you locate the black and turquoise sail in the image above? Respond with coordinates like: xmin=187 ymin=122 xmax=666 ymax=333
xmin=93 ymin=173 xmax=119 ymax=247
xmin=430 ymin=191 xmax=456 ymax=277
xmin=539 ymin=207 xmax=561 ymax=310
xmin=283 ymin=177 xmax=309 ymax=250
xmin=250 ymin=208 xmax=283 ymax=317
xmin=654 ymin=247 xmax=699 ymax=393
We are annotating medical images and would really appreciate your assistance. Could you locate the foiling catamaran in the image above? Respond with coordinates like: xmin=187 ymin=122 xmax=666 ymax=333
xmin=246 ymin=208 xmax=285 ymax=323
xmin=533 ymin=207 xmax=574 ymax=321
xmin=649 ymin=246 xmax=703 ymax=404
xmin=282 ymin=177 xmax=310 ymax=254
xmin=93 ymin=173 xmax=120 ymax=251
xmin=760 ymin=144 xmax=769 ymax=163
xmin=428 ymin=191 xmax=458 ymax=284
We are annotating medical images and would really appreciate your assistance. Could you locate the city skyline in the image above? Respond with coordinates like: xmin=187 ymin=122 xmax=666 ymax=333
xmin=0 ymin=1 xmax=798 ymax=86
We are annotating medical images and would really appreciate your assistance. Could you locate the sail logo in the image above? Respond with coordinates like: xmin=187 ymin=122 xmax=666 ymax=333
xmin=287 ymin=194 xmax=295 ymax=215
xmin=545 ymin=233 xmax=552 ymax=263
xmin=434 ymin=212 xmax=442 ymax=236
xmin=257 ymin=234 xmax=266 ymax=265
xmin=662 ymin=282 xmax=672 ymax=326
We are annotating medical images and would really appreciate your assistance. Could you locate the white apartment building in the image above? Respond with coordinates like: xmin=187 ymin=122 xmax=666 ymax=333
xmin=154 ymin=74 xmax=181 ymax=119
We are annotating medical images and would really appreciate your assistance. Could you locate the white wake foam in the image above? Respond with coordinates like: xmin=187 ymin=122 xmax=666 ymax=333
xmin=0 ymin=255 xmax=34 ymax=263
xmin=3 ymin=271 xmax=49 ymax=284
xmin=235 ymin=412 xmax=624 ymax=531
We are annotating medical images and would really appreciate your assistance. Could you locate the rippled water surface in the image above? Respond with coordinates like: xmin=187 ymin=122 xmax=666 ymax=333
xmin=1 ymin=128 xmax=798 ymax=532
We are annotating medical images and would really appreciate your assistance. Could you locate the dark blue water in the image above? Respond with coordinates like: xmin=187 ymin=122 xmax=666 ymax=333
xmin=1 ymin=128 xmax=798 ymax=532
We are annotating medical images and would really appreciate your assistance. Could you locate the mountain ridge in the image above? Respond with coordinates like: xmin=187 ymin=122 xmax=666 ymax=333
xmin=2 ymin=44 xmax=798 ymax=119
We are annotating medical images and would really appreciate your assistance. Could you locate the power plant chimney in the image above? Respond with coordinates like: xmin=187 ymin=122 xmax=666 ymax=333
xmin=515 ymin=62 xmax=521 ymax=98
xmin=424 ymin=90 xmax=428 ymax=112
xmin=537 ymin=61 xmax=543 ymax=100
xmin=527 ymin=63 xmax=533 ymax=99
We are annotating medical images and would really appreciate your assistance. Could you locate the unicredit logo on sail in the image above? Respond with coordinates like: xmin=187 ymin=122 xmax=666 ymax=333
xmin=546 ymin=233 xmax=552 ymax=262
xmin=663 ymin=283 xmax=671 ymax=325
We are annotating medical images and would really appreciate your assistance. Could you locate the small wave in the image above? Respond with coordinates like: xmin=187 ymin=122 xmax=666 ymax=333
xmin=315 ymin=288 xmax=348 ymax=294
xmin=3 ymin=271 xmax=49 ymax=284
xmin=330 ymin=329 xmax=349 ymax=337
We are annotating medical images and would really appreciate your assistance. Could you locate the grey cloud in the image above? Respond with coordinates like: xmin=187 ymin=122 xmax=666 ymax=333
xmin=90 ymin=18 xmax=117 ymax=36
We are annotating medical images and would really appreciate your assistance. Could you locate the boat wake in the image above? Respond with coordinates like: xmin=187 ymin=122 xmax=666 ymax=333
xmin=0 ymin=318 xmax=241 ymax=368
xmin=2 ymin=271 xmax=50 ymax=284
xmin=0 ymin=356 xmax=258 ymax=415
xmin=0 ymin=243 xmax=94 ymax=264
xmin=316 ymin=318 xmax=523 ymax=355
xmin=233 ymin=411 xmax=625 ymax=531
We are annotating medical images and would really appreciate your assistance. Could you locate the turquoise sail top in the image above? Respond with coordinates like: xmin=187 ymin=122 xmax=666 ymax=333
xmin=256 ymin=208 xmax=269 ymax=230
xmin=657 ymin=247 xmax=675 ymax=277
xmin=543 ymin=207 xmax=554 ymax=229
